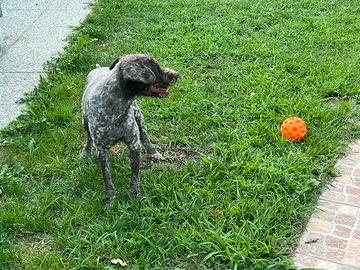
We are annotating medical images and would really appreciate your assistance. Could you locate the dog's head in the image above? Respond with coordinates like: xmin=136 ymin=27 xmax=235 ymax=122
xmin=110 ymin=54 xmax=178 ymax=98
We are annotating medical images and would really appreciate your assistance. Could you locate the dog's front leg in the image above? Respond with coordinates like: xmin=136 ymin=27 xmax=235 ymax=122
xmin=96 ymin=147 xmax=116 ymax=204
xmin=133 ymin=104 xmax=163 ymax=160
xmin=129 ymin=147 xmax=141 ymax=197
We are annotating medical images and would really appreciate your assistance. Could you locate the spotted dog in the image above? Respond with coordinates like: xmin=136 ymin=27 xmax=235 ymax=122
xmin=81 ymin=54 xmax=178 ymax=204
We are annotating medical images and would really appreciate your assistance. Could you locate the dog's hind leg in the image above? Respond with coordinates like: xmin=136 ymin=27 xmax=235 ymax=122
xmin=81 ymin=117 xmax=93 ymax=157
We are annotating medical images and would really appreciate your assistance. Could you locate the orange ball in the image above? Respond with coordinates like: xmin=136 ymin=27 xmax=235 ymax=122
xmin=280 ymin=117 xmax=308 ymax=142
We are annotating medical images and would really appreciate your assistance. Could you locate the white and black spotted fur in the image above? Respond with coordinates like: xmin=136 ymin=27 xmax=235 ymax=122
xmin=81 ymin=54 xmax=178 ymax=204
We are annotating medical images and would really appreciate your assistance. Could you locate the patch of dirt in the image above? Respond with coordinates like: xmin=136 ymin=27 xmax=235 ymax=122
xmin=110 ymin=144 xmax=127 ymax=155
xmin=16 ymin=234 xmax=52 ymax=264
xmin=210 ymin=209 xmax=224 ymax=218
xmin=141 ymin=145 xmax=203 ymax=169
xmin=325 ymin=97 xmax=341 ymax=107
xmin=110 ymin=143 xmax=205 ymax=169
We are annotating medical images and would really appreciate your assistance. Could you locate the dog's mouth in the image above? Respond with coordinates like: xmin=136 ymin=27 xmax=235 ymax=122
xmin=148 ymin=86 xmax=170 ymax=98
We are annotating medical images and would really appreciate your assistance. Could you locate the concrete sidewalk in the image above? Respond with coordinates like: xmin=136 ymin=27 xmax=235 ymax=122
xmin=0 ymin=0 xmax=92 ymax=128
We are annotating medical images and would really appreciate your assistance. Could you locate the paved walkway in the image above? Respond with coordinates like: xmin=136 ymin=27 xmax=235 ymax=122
xmin=294 ymin=141 xmax=360 ymax=270
xmin=0 ymin=0 xmax=92 ymax=128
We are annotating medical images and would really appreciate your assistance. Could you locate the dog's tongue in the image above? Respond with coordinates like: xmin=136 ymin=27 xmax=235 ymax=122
xmin=150 ymin=86 xmax=169 ymax=97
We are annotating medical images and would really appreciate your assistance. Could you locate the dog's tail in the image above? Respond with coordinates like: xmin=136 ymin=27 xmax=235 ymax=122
xmin=95 ymin=64 xmax=101 ymax=68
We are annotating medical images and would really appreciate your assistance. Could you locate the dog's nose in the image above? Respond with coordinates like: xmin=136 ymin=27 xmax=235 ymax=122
xmin=162 ymin=68 xmax=179 ymax=84
xmin=170 ymin=72 xmax=178 ymax=83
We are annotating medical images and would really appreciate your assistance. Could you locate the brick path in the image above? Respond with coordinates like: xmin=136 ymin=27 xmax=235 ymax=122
xmin=294 ymin=140 xmax=360 ymax=269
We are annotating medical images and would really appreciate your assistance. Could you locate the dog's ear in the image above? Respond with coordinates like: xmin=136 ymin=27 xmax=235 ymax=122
xmin=109 ymin=58 xmax=120 ymax=70
xmin=121 ymin=59 xmax=157 ymax=84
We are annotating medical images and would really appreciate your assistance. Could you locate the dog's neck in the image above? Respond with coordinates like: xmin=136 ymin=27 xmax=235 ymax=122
xmin=104 ymin=67 xmax=136 ymax=123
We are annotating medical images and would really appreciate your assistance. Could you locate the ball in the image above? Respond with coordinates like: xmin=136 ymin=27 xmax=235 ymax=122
xmin=280 ymin=117 xmax=308 ymax=142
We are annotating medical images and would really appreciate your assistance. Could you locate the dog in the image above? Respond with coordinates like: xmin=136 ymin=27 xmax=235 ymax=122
xmin=81 ymin=54 xmax=178 ymax=204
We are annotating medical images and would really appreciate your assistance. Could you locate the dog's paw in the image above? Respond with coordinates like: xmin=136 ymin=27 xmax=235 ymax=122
xmin=130 ymin=184 xmax=141 ymax=199
xmin=104 ymin=192 xmax=117 ymax=209
xmin=149 ymin=151 xmax=164 ymax=161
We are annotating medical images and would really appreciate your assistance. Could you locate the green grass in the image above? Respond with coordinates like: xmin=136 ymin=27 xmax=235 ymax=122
xmin=1 ymin=0 xmax=360 ymax=269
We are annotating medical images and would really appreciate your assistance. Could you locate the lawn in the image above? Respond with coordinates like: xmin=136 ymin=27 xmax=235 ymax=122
xmin=1 ymin=0 xmax=360 ymax=269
